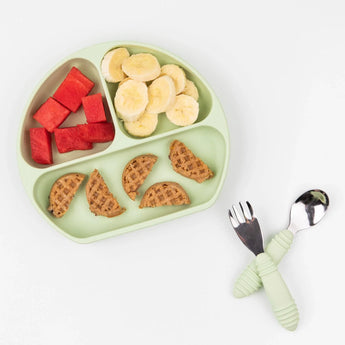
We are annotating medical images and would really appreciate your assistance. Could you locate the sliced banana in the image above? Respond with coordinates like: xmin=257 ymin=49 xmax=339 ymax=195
xmin=114 ymin=79 xmax=148 ymax=122
xmin=160 ymin=64 xmax=186 ymax=94
xmin=166 ymin=94 xmax=199 ymax=126
xmin=146 ymin=75 xmax=176 ymax=113
xmin=182 ymin=80 xmax=199 ymax=100
xmin=101 ymin=47 xmax=130 ymax=83
xmin=124 ymin=112 xmax=158 ymax=137
xmin=119 ymin=77 xmax=131 ymax=86
xmin=122 ymin=53 xmax=160 ymax=82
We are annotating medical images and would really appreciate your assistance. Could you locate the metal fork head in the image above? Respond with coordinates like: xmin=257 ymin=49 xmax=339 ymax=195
xmin=228 ymin=201 xmax=264 ymax=256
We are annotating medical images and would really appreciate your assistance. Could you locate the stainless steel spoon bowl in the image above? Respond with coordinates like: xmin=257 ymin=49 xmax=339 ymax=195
xmin=288 ymin=189 xmax=329 ymax=233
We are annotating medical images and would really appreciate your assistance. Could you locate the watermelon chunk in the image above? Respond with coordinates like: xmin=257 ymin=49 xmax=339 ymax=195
xmin=77 ymin=123 xmax=115 ymax=143
xmin=33 ymin=97 xmax=71 ymax=132
xmin=30 ymin=127 xmax=53 ymax=164
xmin=53 ymin=67 xmax=94 ymax=112
xmin=69 ymin=67 xmax=95 ymax=90
xmin=54 ymin=127 xmax=93 ymax=153
xmin=82 ymin=93 xmax=107 ymax=123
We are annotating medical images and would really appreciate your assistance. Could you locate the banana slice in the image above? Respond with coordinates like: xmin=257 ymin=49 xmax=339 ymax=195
xmin=182 ymin=80 xmax=199 ymax=100
xmin=124 ymin=112 xmax=158 ymax=137
xmin=146 ymin=75 xmax=176 ymax=113
xmin=161 ymin=64 xmax=186 ymax=94
xmin=101 ymin=47 xmax=130 ymax=83
xmin=119 ymin=77 xmax=131 ymax=86
xmin=115 ymin=79 xmax=148 ymax=122
xmin=122 ymin=53 xmax=160 ymax=82
xmin=166 ymin=94 xmax=199 ymax=126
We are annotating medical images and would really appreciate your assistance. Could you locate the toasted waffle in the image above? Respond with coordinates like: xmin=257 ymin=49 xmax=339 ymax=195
xmin=48 ymin=173 xmax=85 ymax=218
xmin=86 ymin=169 xmax=126 ymax=217
xmin=139 ymin=182 xmax=190 ymax=208
xmin=169 ymin=140 xmax=214 ymax=183
xmin=122 ymin=154 xmax=158 ymax=200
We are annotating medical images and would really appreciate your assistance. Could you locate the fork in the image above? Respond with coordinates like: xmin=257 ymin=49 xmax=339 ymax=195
xmin=229 ymin=202 xmax=299 ymax=331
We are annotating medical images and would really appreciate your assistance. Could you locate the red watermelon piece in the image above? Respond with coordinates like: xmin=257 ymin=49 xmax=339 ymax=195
xmin=54 ymin=127 xmax=93 ymax=153
xmin=82 ymin=93 xmax=107 ymax=123
xmin=30 ymin=127 xmax=53 ymax=165
xmin=33 ymin=97 xmax=71 ymax=132
xmin=53 ymin=67 xmax=94 ymax=112
xmin=69 ymin=67 xmax=95 ymax=90
xmin=77 ymin=123 xmax=115 ymax=143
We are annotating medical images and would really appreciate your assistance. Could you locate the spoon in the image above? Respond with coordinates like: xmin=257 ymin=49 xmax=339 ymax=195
xmin=233 ymin=189 xmax=329 ymax=298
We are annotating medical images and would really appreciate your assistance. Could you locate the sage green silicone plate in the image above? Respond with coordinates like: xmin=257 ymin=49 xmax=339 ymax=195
xmin=17 ymin=41 xmax=230 ymax=243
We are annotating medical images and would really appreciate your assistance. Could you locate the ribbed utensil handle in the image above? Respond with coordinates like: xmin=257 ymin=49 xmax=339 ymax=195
xmin=266 ymin=229 xmax=294 ymax=263
xmin=256 ymin=252 xmax=299 ymax=331
xmin=233 ymin=260 xmax=262 ymax=298
xmin=233 ymin=230 xmax=294 ymax=298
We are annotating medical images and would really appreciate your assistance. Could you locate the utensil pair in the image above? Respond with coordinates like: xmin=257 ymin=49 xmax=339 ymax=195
xmin=229 ymin=190 xmax=329 ymax=331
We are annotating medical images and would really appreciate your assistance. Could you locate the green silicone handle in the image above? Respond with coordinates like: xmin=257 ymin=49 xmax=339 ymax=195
xmin=233 ymin=230 xmax=294 ymax=298
xmin=256 ymin=252 xmax=299 ymax=331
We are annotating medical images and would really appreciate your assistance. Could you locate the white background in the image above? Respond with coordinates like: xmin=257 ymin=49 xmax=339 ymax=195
xmin=1 ymin=0 xmax=345 ymax=344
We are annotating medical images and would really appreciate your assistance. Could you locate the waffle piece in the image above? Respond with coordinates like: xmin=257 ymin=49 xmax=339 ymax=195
xmin=48 ymin=173 xmax=85 ymax=218
xmin=139 ymin=182 xmax=190 ymax=208
xmin=122 ymin=154 xmax=158 ymax=200
xmin=86 ymin=169 xmax=126 ymax=217
xmin=169 ymin=140 xmax=214 ymax=183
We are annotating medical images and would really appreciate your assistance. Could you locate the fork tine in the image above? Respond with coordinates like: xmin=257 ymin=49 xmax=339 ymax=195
xmin=246 ymin=201 xmax=255 ymax=218
xmin=239 ymin=201 xmax=249 ymax=221
xmin=228 ymin=209 xmax=239 ymax=228
xmin=232 ymin=204 xmax=245 ymax=223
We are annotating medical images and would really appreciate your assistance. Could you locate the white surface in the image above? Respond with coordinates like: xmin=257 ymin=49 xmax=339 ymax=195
xmin=1 ymin=1 xmax=344 ymax=343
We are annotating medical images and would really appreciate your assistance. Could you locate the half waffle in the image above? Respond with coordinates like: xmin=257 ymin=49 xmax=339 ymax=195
xmin=139 ymin=182 xmax=190 ymax=208
xmin=122 ymin=154 xmax=158 ymax=200
xmin=48 ymin=173 xmax=85 ymax=218
xmin=169 ymin=140 xmax=214 ymax=183
xmin=86 ymin=169 xmax=126 ymax=217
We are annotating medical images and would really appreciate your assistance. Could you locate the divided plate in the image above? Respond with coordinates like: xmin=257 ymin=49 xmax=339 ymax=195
xmin=17 ymin=41 xmax=230 ymax=243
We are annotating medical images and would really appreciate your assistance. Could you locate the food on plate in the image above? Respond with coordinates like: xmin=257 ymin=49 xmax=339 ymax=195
xmin=82 ymin=93 xmax=107 ymax=123
xmin=122 ymin=53 xmax=160 ymax=82
xmin=29 ymin=127 xmax=53 ymax=164
xmin=114 ymin=79 xmax=148 ymax=122
xmin=166 ymin=95 xmax=199 ymax=126
xmin=68 ymin=66 xmax=95 ymax=89
xmin=169 ymin=140 xmax=214 ymax=183
xmin=48 ymin=173 xmax=85 ymax=218
xmin=146 ymin=75 xmax=176 ymax=113
xmin=122 ymin=154 xmax=158 ymax=200
xmin=124 ymin=112 xmax=158 ymax=137
xmin=119 ymin=77 xmax=131 ymax=86
xmin=27 ymin=67 xmax=102 ymax=164
xmin=101 ymin=47 xmax=130 ymax=83
xmin=33 ymin=97 xmax=71 ymax=132
xmin=182 ymin=80 xmax=199 ymax=100
xmin=77 ymin=123 xmax=115 ymax=143
xmin=27 ymin=67 xmax=116 ymax=164
xmin=160 ymin=64 xmax=186 ymax=94
xmin=53 ymin=67 xmax=94 ymax=112
xmin=104 ymin=49 xmax=201 ymax=137
xmin=139 ymin=182 xmax=190 ymax=208
xmin=86 ymin=169 xmax=126 ymax=217
xmin=54 ymin=127 xmax=93 ymax=153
